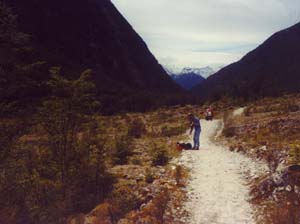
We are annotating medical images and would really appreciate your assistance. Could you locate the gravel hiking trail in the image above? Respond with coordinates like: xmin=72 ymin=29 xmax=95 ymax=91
xmin=178 ymin=119 xmax=267 ymax=224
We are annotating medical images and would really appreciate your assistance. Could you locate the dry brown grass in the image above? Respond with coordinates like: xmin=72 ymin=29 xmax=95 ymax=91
xmin=89 ymin=106 xmax=200 ymax=222
xmin=220 ymin=94 xmax=300 ymax=224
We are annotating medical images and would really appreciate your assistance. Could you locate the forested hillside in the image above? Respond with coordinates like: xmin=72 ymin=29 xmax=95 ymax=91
xmin=1 ymin=0 xmax=185 ymax=114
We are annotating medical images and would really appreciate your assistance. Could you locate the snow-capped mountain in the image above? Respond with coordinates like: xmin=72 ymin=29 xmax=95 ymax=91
xmin=181 ymin=66 xmax=221 ymax=78
xmin=167 ymin=66 xmax=222 ymax=90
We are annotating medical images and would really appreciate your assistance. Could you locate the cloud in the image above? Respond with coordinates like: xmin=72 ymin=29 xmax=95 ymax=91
xmin=112 ymin=0 xmax=300 ymax=69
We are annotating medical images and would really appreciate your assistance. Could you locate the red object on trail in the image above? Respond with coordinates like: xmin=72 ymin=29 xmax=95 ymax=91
xmin=176 ymin=143 xmax=184 ymax=151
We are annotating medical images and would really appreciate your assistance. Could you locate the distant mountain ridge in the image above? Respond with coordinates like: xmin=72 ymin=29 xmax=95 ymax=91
xmin=169 ymin=66 xmax=219 ymax=90
xmin=181 ymin=66 xmax=217 ymax=78
xmin=171 ymin=73 xmax=205 ymax=90
xmin=192 ymin=22 xmax=300 ymax=101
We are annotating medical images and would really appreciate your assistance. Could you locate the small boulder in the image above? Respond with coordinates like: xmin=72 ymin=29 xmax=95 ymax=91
xmin=85 ymin=203 xmax=113 ymax=224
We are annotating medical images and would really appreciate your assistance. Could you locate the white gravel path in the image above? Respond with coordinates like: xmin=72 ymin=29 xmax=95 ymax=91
xmin=178 ymin=120 xmax=267 ymax=224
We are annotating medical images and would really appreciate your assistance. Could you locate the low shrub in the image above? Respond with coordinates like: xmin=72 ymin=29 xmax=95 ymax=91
xmin=156 ymin=111 xmax=170 ymax=122
xmin=110 ymin=184 xmax=139 ymax=222
xmin=128 ymin=118 xmax=146 ymax=138
xmin=222 ymin=127 xmax=236 ymax=137
xmin=288 ymin=104 xmax=300 ymax=113
xmin=150 ymin=189 xmax=170 ymax=222
xmin=160 ymin=125 xmax=186 ymax=137
xmin=244 ymin=108 xmax=251 ymax=117
xmin=131 ymin=157 xmax=142 ymax=165
xmin=112 ymin=135 xmax=133 ymax=165
xmin=266 ymin=148 xmax=282 ymax=173
xmin=145 ymin=168 xmax=154 ymax=183
xmin=174 ymin=165 xmax=185 ymax=187
xmin=288 ymin=142 xmax=300 ymax=165
xmin=151 ymin=143 xmax=169 ymax=166
xmin=136 ymin=189 xmax=170 ymax=223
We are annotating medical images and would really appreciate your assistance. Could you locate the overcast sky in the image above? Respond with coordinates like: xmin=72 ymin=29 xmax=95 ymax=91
xmin=112 ymin=0 xmax=300 ymax=72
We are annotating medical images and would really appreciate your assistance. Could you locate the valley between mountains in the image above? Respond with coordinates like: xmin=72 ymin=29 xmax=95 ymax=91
xmin=1 ymin=0 xmax=300 ymax=223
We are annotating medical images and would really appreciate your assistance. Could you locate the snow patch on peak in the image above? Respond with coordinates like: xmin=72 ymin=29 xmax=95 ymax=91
xmin=181 ymin=66 xmax=216 ymax=78
xmin=165 ymin=65 xmax=223 ymax=78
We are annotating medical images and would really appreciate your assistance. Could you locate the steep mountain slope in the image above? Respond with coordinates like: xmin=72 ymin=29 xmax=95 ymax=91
xmin=192 ymin=22 xmax=300 ymax=101
xmin=3 ymin=0 xmax=180 ymax=97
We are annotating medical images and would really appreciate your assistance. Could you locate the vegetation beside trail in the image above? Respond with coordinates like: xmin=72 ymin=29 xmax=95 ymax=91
xmin=1 ymin=2 xmax=300 ymax=223
xmin=0 ymin=64 xmax=199 ymax=223
xmin=219 ymin=94 xmax=300 ymax=224
xmin=0 ymin=3 xmax=202 ymax=223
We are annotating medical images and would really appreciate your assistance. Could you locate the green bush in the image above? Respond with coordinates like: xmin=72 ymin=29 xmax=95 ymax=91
xmin=145 ymin=168 xmax=154 ymax=183
xmin=128 ymin=118 xmax=146 ymax=138
xmin=131 ymin=157 xmax=142 ymax=165
xmin=223 ymin=127 xmax=236 ymax=137
xmin=0 ymin=70 xmax=114 ymax=224
xmin=110 ymin=184 xmax=139 ymax=221
xmin=151 ymin=143 xmax=169 ymax=166
xmin=288 ymin=143 xmax=300 ymax=165
xmin=112 ymin=135 xmax=133 ymax=165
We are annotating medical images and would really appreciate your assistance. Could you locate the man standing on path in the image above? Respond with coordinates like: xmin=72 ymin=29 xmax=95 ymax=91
xmin=188 ymin=114 xmax=201 ymax=150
